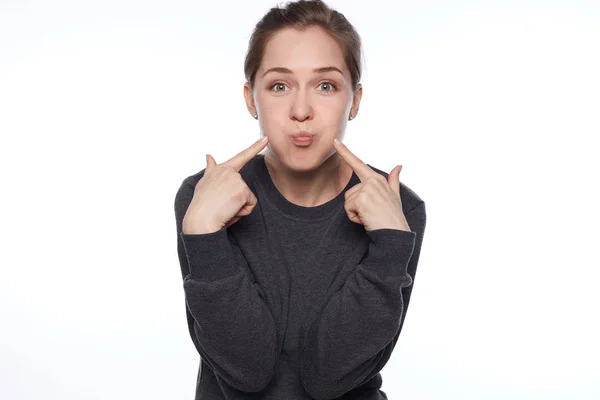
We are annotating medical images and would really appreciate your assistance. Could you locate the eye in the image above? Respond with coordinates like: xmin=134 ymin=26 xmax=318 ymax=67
xmin=270 ymin=82 xmax=289 ymax=92
xmin=317 ymin=81 xmax=337 ymax=93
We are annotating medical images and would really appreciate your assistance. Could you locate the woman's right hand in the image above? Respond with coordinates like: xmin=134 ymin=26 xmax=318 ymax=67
xmin=182 ymin=136 xmax=269 ymax=234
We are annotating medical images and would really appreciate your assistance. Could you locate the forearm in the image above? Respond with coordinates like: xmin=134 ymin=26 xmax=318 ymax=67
xmin=299 ymin=229 xmax=416 ymax=400
xmin=180 ymin=228 xmax=278 ymax=392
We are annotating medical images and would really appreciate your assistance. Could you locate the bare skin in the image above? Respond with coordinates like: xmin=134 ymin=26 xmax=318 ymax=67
xmin=244 ymin=26 xmax=362 ymax=208
xmin=183 ymin=136 xmax=271 ymax=234
xmin=264 ymin=151 xmax=355 ymax=207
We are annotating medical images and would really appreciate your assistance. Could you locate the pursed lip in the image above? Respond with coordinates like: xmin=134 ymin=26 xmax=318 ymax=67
xmin=292 ymin=131 xmax=314 ymax=138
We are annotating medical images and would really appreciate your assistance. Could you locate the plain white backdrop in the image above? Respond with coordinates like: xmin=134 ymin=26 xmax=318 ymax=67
xmin=1 ymin=0 xmax=599 ymax=399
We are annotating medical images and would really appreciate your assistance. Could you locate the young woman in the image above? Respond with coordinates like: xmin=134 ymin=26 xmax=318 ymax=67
xmin=174 ymin=1 xmax=427 ymax=399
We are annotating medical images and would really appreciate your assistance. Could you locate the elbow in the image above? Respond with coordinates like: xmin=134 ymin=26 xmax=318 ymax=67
xmin=300 ymin=367 xmax=346 ymax=400
xmin=301 ymin=380 xmax=341 ymax=400
xmin=233 ymin=360 xmax=277 ymax=393
xmin=249 ymin=330 xmax=279 ymax=392
xmin=299 ymin=351 xmax=388 ymax=399
xmin=229 ymin=339 xmax=278 ymax=393
xmin=301 ymin=371 xmax=377 ymax=400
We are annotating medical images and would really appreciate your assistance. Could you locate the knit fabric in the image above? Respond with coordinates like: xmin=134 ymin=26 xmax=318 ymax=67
xmin=174 ymin=154 xmax=426 ymax=399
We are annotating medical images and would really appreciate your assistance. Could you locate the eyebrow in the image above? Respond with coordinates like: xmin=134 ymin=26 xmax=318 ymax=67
xmin=261 ymin=66 xmax=344 ymax=78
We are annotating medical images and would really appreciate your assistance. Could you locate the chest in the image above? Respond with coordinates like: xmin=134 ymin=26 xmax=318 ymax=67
xmin=231 ymin=204 xmax=368 ymax=321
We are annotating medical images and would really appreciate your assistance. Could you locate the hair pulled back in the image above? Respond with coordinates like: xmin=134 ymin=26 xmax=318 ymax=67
xmin=244 ymin=0 xmax=363 ymax=93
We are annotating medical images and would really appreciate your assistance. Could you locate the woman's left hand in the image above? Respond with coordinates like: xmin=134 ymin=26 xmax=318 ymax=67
xmin=334 ymin=138 xmax=411 ymax=232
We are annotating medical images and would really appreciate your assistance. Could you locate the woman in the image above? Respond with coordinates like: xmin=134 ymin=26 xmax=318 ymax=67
xmin=174 ymin=1 xmax=427 ymax=399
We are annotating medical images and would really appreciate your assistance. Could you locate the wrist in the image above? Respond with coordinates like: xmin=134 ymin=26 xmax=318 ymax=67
xmin=183 ymin=216 xmax=222 ymax=235
xmin=384 ymin=216 xmax=411 ymax=232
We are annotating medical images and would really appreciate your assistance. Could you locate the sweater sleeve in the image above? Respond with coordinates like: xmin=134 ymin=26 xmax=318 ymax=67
xmin=298 ymin=202 xmax=427 ymax=400
xmin=174 ymin=174 xmax=278 ymax=393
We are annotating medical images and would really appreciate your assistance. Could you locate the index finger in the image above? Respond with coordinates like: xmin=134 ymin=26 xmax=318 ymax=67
xmin=224 ymin=136 xmax=269 ymax=171
xmin=334 ymin=138 xmax=376 ymax=181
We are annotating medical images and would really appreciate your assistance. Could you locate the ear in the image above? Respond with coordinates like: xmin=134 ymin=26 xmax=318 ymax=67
xmin=244 ymin=82 xmax=258 ymax=118
xmin=350 ymin=83 xmax=362 ymax=117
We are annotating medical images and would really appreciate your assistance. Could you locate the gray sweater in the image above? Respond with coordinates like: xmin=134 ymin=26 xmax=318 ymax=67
xmin=174 ymin=153 xmax=426 ymax=400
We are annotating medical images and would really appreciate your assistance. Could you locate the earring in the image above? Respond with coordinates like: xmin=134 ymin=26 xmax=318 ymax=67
xmin=253 ymin=114 xmax=258 ymax=119
xmin=349 ymin=115 xmax=354 ymax=120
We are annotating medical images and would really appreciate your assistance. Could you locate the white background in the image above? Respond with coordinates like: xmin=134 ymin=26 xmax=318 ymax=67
xmin=1 ymin=0 xmax=599 ymax=399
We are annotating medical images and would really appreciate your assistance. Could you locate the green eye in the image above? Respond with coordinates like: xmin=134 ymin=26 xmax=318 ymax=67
xmin=272 ymin=83 xmax=287 ymax=92
xmin=318 ymin=82 xmax=337 ymax=92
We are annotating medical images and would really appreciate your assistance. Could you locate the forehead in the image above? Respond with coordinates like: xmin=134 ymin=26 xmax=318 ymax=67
xmin=259 ymin=26 xmax=349 ymax=77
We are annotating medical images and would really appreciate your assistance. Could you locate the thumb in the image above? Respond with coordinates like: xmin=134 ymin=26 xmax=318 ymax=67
xmin=388 ymin=164 xmax=402 ymax=195
xmin=206 ymin=154 xmax=217 ymax=170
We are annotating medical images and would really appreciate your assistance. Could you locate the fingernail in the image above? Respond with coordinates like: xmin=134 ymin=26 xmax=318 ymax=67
xmin=260 ymin=136 xmax=268 ymax=143
xmin=334 ymin=138 xmax=340 ymax=145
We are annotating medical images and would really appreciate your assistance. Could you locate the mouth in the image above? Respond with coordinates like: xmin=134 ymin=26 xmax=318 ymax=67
xmin=292 ymin=131 xmax=313 ymax=138
xmin=291 ymin=132 xmax=314 ymax=146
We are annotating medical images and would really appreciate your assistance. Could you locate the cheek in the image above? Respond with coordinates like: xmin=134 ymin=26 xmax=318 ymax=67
xmin=321 ymin=101 xmax=349 ymax=129
xmin=258 ymin=101 xmax=286 ymax=130
xmin=258 ymin=115 xmax=286 ymax=141
xmin=256 ymin=93 xmax=350 ymax=128
xmin=256 ymin=94 xmax=282 ymax=113
xmin=322 ymin=97 xmax=350 ymax=117
xmin=255 ymin=96 xmax=282 ymax=126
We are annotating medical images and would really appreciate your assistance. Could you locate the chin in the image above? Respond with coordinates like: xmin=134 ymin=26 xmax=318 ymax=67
xmin=289 ymin=151 xmax=334 ymax=173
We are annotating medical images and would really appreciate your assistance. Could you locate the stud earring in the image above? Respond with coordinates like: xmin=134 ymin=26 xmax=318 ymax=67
xmin=253 ymin=114 xmax=258 ymax=119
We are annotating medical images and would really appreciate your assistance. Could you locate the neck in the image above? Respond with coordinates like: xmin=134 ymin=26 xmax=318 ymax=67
xmin=263 ymin=149 xmax=353 ymax=208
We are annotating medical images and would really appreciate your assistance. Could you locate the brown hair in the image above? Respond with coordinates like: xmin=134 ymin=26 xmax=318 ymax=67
xmin=244 ymin=0 xmax=363 ymax=93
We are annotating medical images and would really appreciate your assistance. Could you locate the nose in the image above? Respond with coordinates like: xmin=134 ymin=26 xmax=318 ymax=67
xmin=290 ymin=88 xmax=313 ymax=122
